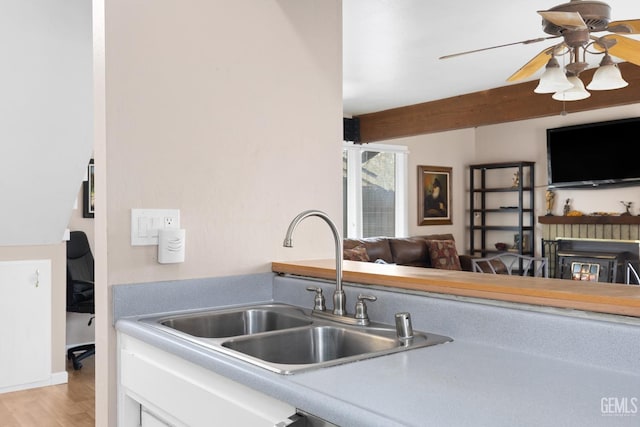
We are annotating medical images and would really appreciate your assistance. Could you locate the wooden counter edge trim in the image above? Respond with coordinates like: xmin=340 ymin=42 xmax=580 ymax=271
xmin=272 ymin=261 xmax=640 ymax=317
xmin=373 ymin=281 xmax=640 ymax=317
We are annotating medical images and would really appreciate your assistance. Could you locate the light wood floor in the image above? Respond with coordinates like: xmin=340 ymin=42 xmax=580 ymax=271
xmin=0 ymin=356 xmax=95 ymax=426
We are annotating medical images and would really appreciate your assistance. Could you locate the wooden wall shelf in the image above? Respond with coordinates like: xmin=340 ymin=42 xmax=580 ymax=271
xmin=538 ymin=215 xmax=640 ymax=225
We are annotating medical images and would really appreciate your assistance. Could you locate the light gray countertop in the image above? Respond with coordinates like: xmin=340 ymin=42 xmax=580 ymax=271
xmin=114 ymin=273 xmax=640 ymax=427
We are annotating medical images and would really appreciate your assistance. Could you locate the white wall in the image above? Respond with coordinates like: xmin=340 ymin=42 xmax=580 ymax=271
xmin=0 ymin=0 xmax=93 ymax=246
xmin=95 ymin=1 xmax=342 ymax=425
xmin=102 ymin=0 xmax=342 ymax=285
xmin=390 ymin=128 xmax=476 ymax=243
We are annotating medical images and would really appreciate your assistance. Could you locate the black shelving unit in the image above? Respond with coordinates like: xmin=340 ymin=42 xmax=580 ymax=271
xmin=469 ymin=161 xmax=535 ymax=257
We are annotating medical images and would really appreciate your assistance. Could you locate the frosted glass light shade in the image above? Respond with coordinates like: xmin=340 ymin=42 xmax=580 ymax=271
xmin=552 ymin=76 xmax=591 ymax=101
xmin=586 ymin=63 xmax=628 ymax=90
xmin=534 ymin=58 xmax=573 ymax=93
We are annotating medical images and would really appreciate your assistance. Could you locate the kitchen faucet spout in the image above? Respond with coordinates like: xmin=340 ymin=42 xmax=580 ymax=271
xmin=283 ymin=210 xmax=345 ymax=316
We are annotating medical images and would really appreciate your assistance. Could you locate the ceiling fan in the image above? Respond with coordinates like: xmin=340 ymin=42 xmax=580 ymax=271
xmin=440 ymin=0 xmax=640 ymax=100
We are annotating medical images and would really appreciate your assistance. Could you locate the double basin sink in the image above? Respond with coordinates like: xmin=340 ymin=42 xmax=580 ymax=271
xmin=139 ymin=303 xmax=452 ymax=374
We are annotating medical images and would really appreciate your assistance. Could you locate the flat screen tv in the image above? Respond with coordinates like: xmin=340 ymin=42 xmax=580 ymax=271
xmin=546 ymin=117 xmax=640 ymax=188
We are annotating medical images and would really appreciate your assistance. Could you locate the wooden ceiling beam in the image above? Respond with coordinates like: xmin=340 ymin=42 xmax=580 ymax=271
xmin=356 ymin=62 xmax=640 ymax=143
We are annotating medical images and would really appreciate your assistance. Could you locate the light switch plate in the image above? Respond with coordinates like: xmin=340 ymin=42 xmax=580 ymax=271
xmin=131 ymin=209 xmax=180 ymax=246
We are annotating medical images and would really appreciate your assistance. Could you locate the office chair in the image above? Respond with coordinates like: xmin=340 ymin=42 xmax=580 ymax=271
xmin=66 ymin=230 xmax=95 ymax=370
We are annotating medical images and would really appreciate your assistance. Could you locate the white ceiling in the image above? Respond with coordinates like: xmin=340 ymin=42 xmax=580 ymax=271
xmin=343 ymin=0 xmax=640 ymax=116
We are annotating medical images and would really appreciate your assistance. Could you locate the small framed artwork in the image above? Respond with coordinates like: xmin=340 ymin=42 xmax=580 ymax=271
xmin=83 ymin=159 xmax=94 ymax=218
xmin=418 ymin=165 xmax=452 ymax=226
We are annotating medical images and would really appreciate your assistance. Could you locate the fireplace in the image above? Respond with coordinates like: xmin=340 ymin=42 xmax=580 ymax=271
xmin=539 ymin=216 xmax=640 ymax=284
xmin=543 ymin=238 xmax=640 ymax=283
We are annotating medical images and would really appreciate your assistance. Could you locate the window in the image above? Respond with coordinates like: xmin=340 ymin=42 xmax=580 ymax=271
xmin=343 ymin=142 xmax=408 ymax=238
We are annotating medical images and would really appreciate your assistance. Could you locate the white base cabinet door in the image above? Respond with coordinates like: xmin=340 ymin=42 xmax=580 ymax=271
xmin=118 ymin=333 xmax=298 ymax=427
xmin=0 ymin=260 xmax=51 ymax=392
xmin=141 ymin=408 xmax=174 ymax=427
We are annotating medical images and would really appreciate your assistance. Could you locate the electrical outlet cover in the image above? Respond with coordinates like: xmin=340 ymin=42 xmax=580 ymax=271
xmin=131 ymin=209 xmax=180 ymax=245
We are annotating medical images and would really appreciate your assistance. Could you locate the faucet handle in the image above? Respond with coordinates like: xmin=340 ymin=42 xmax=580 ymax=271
xmin=306 ymin=286 xmax=326 ymax=312
xmin=357 ymin=294 xmax=377 ymax=303
xmin=354 ymin=294 xmax=377 ymax=322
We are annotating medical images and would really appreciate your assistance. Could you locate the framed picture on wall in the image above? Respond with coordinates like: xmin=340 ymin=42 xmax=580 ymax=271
xmin=82 ymin=159 xmax=94 ymax=218
xmin=418 ymin=165 xmax=452 ymax=226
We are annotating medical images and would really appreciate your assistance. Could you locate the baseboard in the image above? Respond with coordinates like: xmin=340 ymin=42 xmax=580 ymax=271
xmin=50 ymin=370 xmax=68 ymax=386
xmin=0 ymin=371 xmax=68 ymax=394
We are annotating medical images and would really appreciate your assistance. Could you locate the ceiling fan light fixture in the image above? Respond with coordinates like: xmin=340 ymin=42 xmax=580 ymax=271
xmin=586 ymin=54 xmax=628 ymax=90
xmin=552 ymin=75 xmax=591 ymax=101
xmin=441 ymin=2 xmax=640 ymax=103
xmin=534 ymin=57 xmax=574 ymax=93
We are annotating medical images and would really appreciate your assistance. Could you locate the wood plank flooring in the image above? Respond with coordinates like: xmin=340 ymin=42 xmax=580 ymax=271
xmin=0 ymin=356 xmax=95 ymax=426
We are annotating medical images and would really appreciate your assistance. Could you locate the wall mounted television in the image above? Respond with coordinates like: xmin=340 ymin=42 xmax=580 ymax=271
xmin=547 ymin=117 xmax=640 ymax=189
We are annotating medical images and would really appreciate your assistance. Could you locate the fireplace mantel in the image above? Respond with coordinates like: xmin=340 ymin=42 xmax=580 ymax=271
xmin=539 ymin=215 xmax=640 ymax=225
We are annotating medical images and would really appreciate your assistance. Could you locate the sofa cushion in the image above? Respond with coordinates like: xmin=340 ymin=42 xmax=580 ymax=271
xmin=389 ymin=238 xmax=429 ymax=267
xmin=415 ymin=233 xmax=456 ymax=242
xmin=458 ymin=254 xmax=473 ymax=272
xmin=343 ymin=237 xmax=393 ymax=263
xmin=343 ymin=246 xmax=370 ymax=262
xmin=427 ymin=239 xmax=462 ymax=271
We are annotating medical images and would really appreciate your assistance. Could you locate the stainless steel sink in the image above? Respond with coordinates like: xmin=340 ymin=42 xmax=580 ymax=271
xmin=221 ymin=323 xmax=450 ymax=374
xmin=223 ymin=325 xmax=398 ymax=364
xmin=139 ymin=303 xmax=452 ymax=374
xmin=156 ymin=305 xmax=311 ymax=338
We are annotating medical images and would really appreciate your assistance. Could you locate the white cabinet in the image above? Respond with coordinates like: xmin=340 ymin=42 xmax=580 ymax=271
xmin=0 ymin=260 xmax=51 ymax=392
xmin=141 ymin=408 xmax=173 ymax=427
xmin=117 ymin=332 xmax=297 ymax=427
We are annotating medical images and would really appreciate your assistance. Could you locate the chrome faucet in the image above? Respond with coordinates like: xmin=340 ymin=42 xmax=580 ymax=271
xmin=283 ymin=210 xmax=346 ymax=316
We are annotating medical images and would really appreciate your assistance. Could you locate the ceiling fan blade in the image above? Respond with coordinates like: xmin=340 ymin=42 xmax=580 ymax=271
xmin=439 ymin=36 xmax=559 ymax=60
xmin=506 ymin=44 xmax=565 ymax=82
xmin=594 ymin=34 xmax=640 ymax=67
xmin=607 ymin=19 xmax=640 ymax=34
xmin=537 ymin=11 xmax=588 ymax=30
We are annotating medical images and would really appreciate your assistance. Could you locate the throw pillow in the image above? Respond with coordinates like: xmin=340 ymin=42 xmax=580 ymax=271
xmin=427 ymin=240 xmax=462 ymax=271
xmin=343 ymin=245 xmax=370 ymax=262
